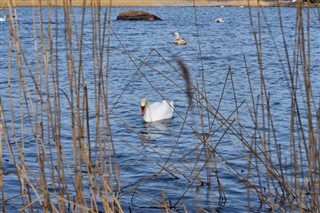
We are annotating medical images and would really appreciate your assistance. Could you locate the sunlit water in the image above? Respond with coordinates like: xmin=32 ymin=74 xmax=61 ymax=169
xmin=0 ymin=6 xmax=319 ymax=212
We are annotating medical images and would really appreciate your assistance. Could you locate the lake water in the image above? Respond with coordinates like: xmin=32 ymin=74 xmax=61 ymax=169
xmin=0 ymin=6 xmax=319 ymax=212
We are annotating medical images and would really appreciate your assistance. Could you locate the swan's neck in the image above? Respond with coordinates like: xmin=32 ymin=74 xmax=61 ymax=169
xmin=175 ymin=33 xmax=180 ymax=39
xmin=144 ymin=102 xmax=152 ymax=122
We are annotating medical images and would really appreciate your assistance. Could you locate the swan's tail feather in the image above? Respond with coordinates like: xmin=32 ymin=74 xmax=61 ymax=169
xmin=170 ymin=101 xmax=174 ymax=107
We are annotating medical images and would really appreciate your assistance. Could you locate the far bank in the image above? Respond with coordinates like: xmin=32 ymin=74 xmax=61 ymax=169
xmin=1 ymin=0 xmax=298 ymax=7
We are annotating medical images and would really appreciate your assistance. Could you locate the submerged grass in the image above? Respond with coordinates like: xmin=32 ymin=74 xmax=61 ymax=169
xmin=0 ymin=0 xmax=319 ymax=212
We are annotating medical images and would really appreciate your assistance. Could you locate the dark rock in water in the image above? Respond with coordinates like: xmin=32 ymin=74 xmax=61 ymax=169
xmin=116 ymin=11 xmax=161 ymax=21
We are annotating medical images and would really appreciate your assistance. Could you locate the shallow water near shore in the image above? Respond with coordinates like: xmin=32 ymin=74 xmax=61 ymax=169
xmin=0 ymin=6 xmax=319 ymax=212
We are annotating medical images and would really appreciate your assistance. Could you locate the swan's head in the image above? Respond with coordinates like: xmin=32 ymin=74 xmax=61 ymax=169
xmin=140 ymin=98 xmax=148 ymax=116
xmin=172 ymin=31 xmax=179 ymax=38
xmin=0 ymin=15 xmax=7 ymax=21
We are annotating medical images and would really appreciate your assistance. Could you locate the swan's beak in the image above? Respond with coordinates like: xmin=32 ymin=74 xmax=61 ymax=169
xmin=141 ymin=106 xmax=145 ymax=116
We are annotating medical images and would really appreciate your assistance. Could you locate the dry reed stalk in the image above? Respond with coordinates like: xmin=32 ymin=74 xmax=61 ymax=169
xmin=160 ymin=190 xmax=172 ymax=212
xmin=295 ymin=2 xmax=319 ymax=210
xmin=0 ymin=124 xmax=4 ymax=212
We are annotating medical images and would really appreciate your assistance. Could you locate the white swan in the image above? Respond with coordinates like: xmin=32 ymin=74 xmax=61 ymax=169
xmin=0 ymin=15 xmax=7 ymax=22
xmin=140 ymin=98 xmax=174 ymax=122
xmin=215 ymin=18 xmax=224 ymax=23
xmin=172 ymin=32 xmax=187 ymax=45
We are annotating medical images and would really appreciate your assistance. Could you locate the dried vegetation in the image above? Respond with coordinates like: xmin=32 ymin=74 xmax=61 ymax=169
xmin=0 ymin=0 xmax=319 ymax=212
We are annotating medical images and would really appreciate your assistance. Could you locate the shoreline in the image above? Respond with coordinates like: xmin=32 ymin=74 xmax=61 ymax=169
xmin=1 ymin=0 xmax=303 ymax=8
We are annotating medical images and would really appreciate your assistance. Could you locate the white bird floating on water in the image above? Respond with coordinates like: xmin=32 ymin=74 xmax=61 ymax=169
xmin=140 ymin=98 xmax=174 ymax=123
xmin=172 ymin=31 xmax=187 ymax=45
xmin=215 ymin=18 xmax=224 ymax=23
xmin=0 ymin=15 xmax=7 ymax=22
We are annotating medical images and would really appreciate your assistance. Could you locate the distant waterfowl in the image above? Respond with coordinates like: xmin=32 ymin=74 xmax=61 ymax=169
xmin=215 ymin=18 xmax=224 ymax=23
xmin=140 ymin=98 xmax=174 ymax=122
xmin=0 ymin=15 xmax=7 ymax=22
xmin=172 ymin=31 xmax=187 ymax=45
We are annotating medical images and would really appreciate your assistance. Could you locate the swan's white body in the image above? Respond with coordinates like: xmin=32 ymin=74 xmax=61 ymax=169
xmin=140 ymin=98 xmax=174 ymax=122
xmin=0 ymin=15 xmax=7 ymax=22
xmin=215 ymin=18 xmax=224 ymax=23
xmin=173 ymin=32 xmax=187 ymax=45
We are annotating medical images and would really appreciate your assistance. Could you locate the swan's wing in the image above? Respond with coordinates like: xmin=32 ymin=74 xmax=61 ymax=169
xmin=150 ymin=101 xmax=162 ymax=108
xmin=163 ymin=101 xmax=174 ymax=119
xmin=167 ymin=100 xmax=174 ymax=109
xmin=159 ymin=100 xmax=174 ymax=111
xmin=149 ymin=100 xmax=174 ymax=122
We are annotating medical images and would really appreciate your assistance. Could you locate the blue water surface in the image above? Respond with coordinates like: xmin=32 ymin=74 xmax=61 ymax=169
xmin=0 ymin=6 xmax=319 ymax=212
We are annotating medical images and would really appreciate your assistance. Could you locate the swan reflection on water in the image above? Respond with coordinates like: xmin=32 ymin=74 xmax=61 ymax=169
xmin=139 ymin=119 xmax=173 ymax=142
